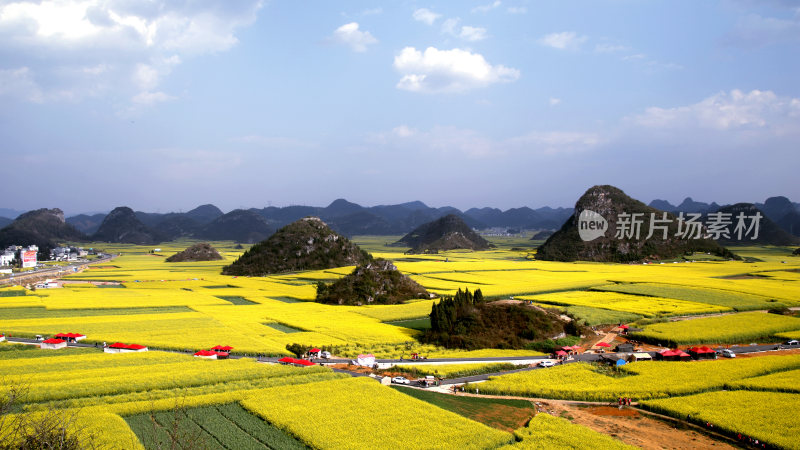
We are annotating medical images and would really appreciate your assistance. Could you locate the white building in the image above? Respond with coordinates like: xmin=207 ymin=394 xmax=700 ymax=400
xmin=41 ymin=338 xmax=67 ymax=350
xmin=0 ymin=251 xmax=14 ymax=266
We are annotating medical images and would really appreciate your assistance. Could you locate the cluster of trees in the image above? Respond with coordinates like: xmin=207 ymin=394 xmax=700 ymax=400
xmin=423 ymin=288 xmax=574 ymax=350
xmin=429 ymin=288 xmax=484 ymax=335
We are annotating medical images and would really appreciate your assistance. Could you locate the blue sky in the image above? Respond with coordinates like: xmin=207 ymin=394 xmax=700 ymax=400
xmin=1 ymin=0 xmax=799 ymax=214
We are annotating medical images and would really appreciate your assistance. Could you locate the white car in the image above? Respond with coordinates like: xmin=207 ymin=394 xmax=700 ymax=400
xmin=391 ymin=376 xmax=411 ymax=384
xmin=720 ymin=349 xmax=736 ymax=358
xmin=538 ymin=360 xmax=555 ymax=368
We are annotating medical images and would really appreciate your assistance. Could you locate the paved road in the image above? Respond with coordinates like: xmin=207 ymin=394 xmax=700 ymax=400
xmin=5 ymin=337 xmax=786 ymax=386
xmin=0 ymin=253 xmax=114 ymax=286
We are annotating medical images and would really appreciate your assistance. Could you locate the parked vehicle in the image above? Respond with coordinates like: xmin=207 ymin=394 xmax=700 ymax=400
xmin=320 ymin=351 xmax=332 ymax=358
xmin=786 ymin=339 xmax=799 ymax=346
xmin=720 ymin=349 xmax=736 ymax=358
xmin=391 ymin=376 xmax=410 ymax=385
xmin=538 ymin=360 xmax=556 ymax=368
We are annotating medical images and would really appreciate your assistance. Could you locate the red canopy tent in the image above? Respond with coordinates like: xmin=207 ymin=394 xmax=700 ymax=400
xmin=687 ymin=346 xmax=717 ymax=359
xmin=211 ymin=345 xmax=234 ymax=351
xmin=42 ymin=338 xmax=65 ymax=344
xmin=657 ymin=349 xmax=692 ymax=361
xmin=596 ymin=342 xmax=612 ymax=348
xmin=561 ymin=346 xmax=574 ymax=352
xmin=555 ymin=350 xmax=568 ymax=356
xmin=194 ymin=350 xmax=218 ymax=358
xmin=570 ymin=345 xmax=582 ymax=351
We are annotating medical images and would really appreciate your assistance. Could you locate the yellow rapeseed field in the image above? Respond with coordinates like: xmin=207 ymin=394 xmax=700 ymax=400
xmin=241 ymin=377 xmax=514 ymax=449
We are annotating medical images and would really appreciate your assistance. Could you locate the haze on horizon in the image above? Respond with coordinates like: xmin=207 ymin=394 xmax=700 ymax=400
xmin=1 ymin=0 xmax=798 ymax=215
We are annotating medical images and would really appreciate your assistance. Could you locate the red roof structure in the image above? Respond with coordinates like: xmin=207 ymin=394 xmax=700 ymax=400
xmin=55 ymin=333 xmax=85 ymax=339
xmin=688 ymin=346 xmax=715 ymax=354
xmin=211 ymin=345 xmax=234 ymax=351
xmin=310 ymin=348 xmax=321 ymax=353
xmin=108 ymin=342 xmax=146 ymax=350
xmin=596 ymin=342 xmax=612 ymax=348
xmin=277 ymin=357 xmax=315 ymax=367
xmin=619 ymin=325 xmax=629 ymax=329
xmin=555 ymin=350 xmax=568 ymax=356
xmin=194 ymin=350 xmax=218 ymax=357
xmin=42 ymin=338 xmax=65 ymax=344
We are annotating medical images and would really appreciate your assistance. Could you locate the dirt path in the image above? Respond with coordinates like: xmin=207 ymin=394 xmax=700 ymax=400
xmin=544 ymin=402 xmax=736 ymax=450
xmin=446 ymin=392 xmax=735 ymax=449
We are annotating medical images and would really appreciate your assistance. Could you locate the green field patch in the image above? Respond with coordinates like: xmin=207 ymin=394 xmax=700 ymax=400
xmin=0 ymin=306 xmax=193 ymax=320
xmin=126 ymin=403 xmax=310 ymax=450
xmin=563 ymin=305 xmax=643 ymax=326
xmin=264 ymin=322 xmax=305 ymax=333
xmin=385 ymin=317 xmax=431 ymax=331
xmin=215 ymin=296 xmax=258 ymax=305
xmin=267 ymin=296 xmax=303 ymax=303
xmin=0 ymin=290 xmax=27 ymax=297
xmin=391 ymin=385 xmax=534 ymax=432
xmin=0 ymin=345 xmax=96 ymax=360
xmin=594 ymin=283 xmax=783 ymax=311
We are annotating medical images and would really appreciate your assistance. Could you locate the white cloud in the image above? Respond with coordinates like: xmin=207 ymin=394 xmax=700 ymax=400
xmin=506 ymin=6 xmax=527 ymax=14
xmin=594 ymin=43 xmax=629 ymax=53
xmin=131 ymin=90 xmax=174 ymax=105
xmin=441 ymin=18 xmax=488 ymax=41
xmin=331 ymin=22 xmax=378 ymax=52
xmin=472 ymin=1 xmax=502 ymax=14
xmin=441 ymin=18 xmax=460 ymax=35
xmin=549 ymin=97 xmax=561 ymax=106
xmin=0 ymin=0 xmax=262 ymax=104
xmin=393 ymin=46 xmax=520 ymax=93
xmin=459 ymin=26 xmax=488 ymax=41
xmin=412 ymin=8 xmax=441 ymax=25
xmin=630 ymin=89 xmax=800 ymax=130
xmin=538 ymin=31 xmax=587 ymax=50
xmin=392 ymin=125 xmax=417 ymax=138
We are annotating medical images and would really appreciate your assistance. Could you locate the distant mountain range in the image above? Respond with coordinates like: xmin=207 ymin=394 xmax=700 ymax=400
xmin=2 ymin=194 xmax=799 ymax=246
xmin=52 ymin=199 xmax=574 ymax=240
